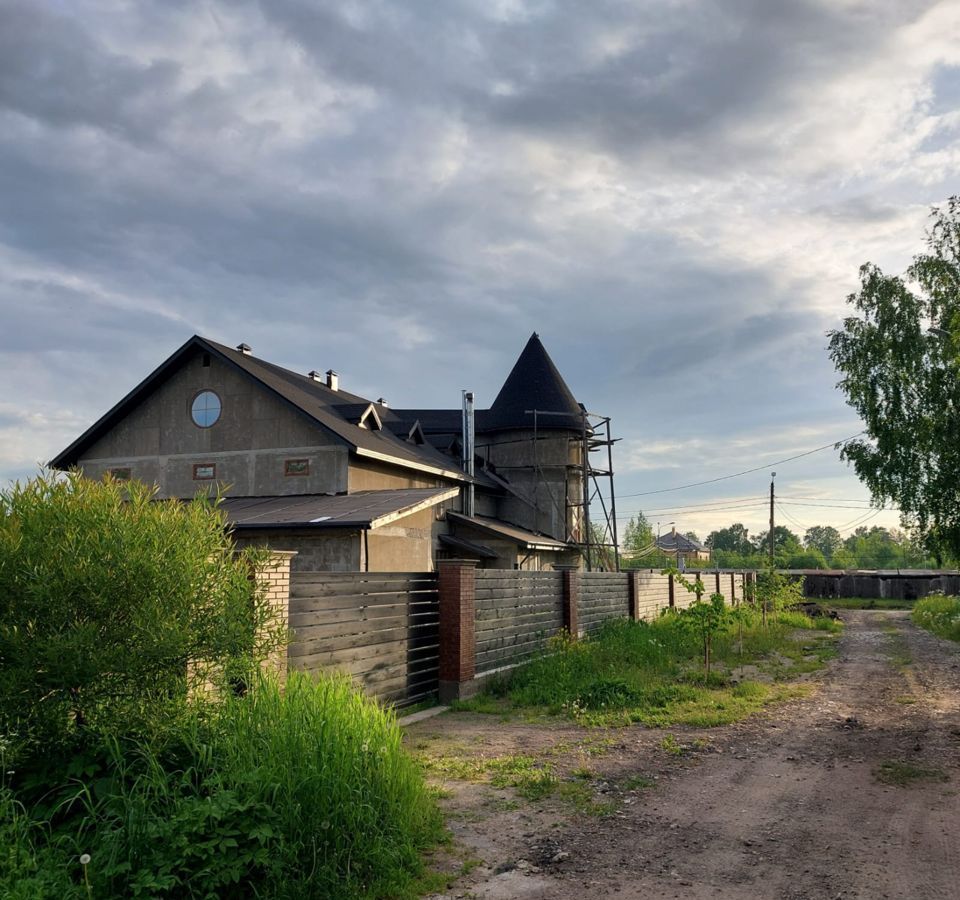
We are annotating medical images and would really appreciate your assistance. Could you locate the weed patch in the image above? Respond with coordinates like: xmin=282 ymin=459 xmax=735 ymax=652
xmin=464 ymin=612 xmax=838 ymax=728
xmin=912 ymin=595 xmax=960 ymax=643
xmin=875 ymin=760 xmax=950 ymax=786
xmin=827 ymin=597 xmax=914 ymax=611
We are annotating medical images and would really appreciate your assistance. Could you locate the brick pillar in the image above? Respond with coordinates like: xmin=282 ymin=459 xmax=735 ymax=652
xmin=668 ymin=573 xmax=675 ymax=608
xmin=256 ymin=550 xmax=297 ymax=683
xmin=438 ymin=560 xmax=477 ymax=702
xmin=628 ymin=570 xmax=641 ymax=621
xmin=555 ymin=565 xmax=580 ymax=638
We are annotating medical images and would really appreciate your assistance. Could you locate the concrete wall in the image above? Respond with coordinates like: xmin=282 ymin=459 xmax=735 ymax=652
xmin=478 ymin=428 xmax=583 ymax=542
xmin=346 ymin=456 xmax=446 ymax=491
xmin=365 ymin=507 xmax=436 ymax=572
xmin=79 ymin=350 xmax=349 ymax=498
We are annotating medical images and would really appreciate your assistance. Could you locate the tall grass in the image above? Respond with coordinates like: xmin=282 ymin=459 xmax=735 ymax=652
xmin=7 ymin=673 xmax=442 ymax=899
xmin=480 ymin=609 xmax=839 ymax=726
xmin=912 ymin=595 xmax=960 ymax=642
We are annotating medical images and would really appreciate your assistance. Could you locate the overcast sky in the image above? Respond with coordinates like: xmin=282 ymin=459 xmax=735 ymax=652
xmin=1 ymin=0 xmax=958 ymax=542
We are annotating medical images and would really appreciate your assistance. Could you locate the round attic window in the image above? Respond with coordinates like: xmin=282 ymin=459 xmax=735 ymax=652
xmin=191 ymin=390 xmax=221 ymax=428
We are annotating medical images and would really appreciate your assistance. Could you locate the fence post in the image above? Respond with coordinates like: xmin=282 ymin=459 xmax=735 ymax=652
xmin=555 ymin=565 xmax=580 ymax=638
xmin=730 ymin=572 xmax=736 ymax=603
xmin=668 ymin=573 xmax=675 ymax=608
xmin=695 ymin=574 xmax=703 ymax=601
xmin=438 ymin=560 xmax=478 ymax=702
xmin=715 ymin=571 xmax=721 ymax=596
xmin=628 ymin=570 xmax=641 ymax=621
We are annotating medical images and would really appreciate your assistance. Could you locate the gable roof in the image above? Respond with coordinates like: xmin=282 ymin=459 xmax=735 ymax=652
xmin=484 ymin=333 xmax=583 ymax=432
xmin=50 ymin=336 xmax=470 ymax=482
xmin=656 ymin=531 xmax=708 ymax=553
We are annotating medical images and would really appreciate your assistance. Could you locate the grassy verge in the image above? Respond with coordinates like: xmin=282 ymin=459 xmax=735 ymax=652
xmin=455 ymin=610 xmax=841 ymax=728
xmin=417 ymin=745 xmax=631 ymax=817
xmin=1 ymin=673 xmax=443 ymax=900
xmin=826 ymin=597 xmax=914 ymax=610
xmin=911 ymin=595 xmax=960 ymax=642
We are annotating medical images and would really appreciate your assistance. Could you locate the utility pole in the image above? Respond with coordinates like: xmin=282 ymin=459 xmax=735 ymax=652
xmin=769 ymin=471 xmax=776 ymax=566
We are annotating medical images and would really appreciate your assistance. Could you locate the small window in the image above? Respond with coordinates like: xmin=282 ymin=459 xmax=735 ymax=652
xmin=107 ymin=467 xmax=132 ymax=481
xmin=193 ymin=463 xmax=216 ymax=480
xmin=202 ymin=353 xmax=211 ymax=368
xmin=191 ymin=390 xmax=221 ymax=427
xmin=285 ymin=458 xmax=310 ymax=477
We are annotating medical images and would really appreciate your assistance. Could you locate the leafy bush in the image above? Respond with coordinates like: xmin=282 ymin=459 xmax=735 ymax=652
xmin=912 ymin=594 xmax=960 ymax=642
xmin=0 ymin=472 xmax=284 ymax=759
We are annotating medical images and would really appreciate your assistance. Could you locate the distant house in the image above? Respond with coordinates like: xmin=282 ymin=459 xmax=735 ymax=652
xmin=656 ymin=527 xmax=711 ymax=564
xmin=52 ymin=333 xmax=598 ymax=573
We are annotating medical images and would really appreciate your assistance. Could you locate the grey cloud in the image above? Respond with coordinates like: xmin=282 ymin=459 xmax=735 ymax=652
xmin=0 ymin=2 xmax=181 ymax=143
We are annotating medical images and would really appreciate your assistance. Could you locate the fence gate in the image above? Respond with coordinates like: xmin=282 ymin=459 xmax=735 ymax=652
xmin=287 ymin=571 xmax=440 ymax=706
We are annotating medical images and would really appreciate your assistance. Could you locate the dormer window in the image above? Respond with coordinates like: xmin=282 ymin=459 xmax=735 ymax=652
xmin=358 ymin=404 xmax=382 ymax=431
xmin=406 ymin=421 xmax=426 ymax=445
xmin=191 ymin=390 xmax=221 ymax=428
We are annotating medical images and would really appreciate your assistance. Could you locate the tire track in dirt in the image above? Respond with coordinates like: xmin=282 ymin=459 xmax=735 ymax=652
xmin=421 ymin=610 xmax=960 ymax=900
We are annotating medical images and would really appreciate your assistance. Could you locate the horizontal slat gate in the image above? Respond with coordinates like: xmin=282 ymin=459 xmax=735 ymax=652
xmin=474 ymin=570 xmax=563 ymax=674
xmin=579 ymin=572 xmax=631 ymax=632
xmin=288 ymin=572 xmax=439 ymax=706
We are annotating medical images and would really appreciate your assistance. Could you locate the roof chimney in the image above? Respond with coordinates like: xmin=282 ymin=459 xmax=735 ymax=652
xmin=236 ymin=343 xmax=252 ymax=355
xmin=326 ymin=369 xmax=339 ymax=391
xmin=308 ymin=370 xmax=324 ymax=382
xmin=671 ymin=526 xmax=677 ymax=536
xmin=377 ymin=397 xmax=388 ymax=407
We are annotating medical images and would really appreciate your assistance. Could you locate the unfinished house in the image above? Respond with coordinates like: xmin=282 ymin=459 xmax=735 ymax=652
xmin=52 ymin=333 xmax=615 ymax=572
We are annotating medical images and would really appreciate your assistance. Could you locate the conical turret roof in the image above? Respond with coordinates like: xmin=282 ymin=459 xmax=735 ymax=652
xmin=483 ymin=333 xmax=583 ymax=432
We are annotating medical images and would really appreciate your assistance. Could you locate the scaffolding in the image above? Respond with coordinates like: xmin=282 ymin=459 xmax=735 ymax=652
xmin=519 ymin=407 xmax=620 ymax=572
xmin=471 ymin=407 xmax=621 ymax=571
xmin=575 ymin=408 xmax=620 ymax=572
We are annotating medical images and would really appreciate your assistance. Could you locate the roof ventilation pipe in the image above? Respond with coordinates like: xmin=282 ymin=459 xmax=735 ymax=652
xmin=377 ymin=397 xmax=388 ymax=407
xmin=236 ymin=343 xmax=252 ymax=355
xmin=326 ymin=369 xmax=339 ymax=391
xmin=308 ymin=370 xmax=324 ymax=382
xmin=461 ymin=390 xmax=475 ymax=517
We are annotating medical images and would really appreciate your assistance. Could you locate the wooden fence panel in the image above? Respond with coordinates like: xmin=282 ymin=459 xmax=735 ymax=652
xmin=288 ymin=571 xmax=439 ymax=705
xmin=579 ymin=572 xmax=630 ymax=632
xmin=474 ymin=570 xmax=563 ymax=674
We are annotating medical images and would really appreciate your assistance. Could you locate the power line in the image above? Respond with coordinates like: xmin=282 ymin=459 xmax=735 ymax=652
xmin=836 ymin=507 xmax=886 ymax=533
xmin=775 ymin=501 xmax=810 ymax=533
xmin=623 ymin=496 xmax=767 ymax=513
xmin=615 ymin=503 xmax=769 ymax=522
xmin=778 ymin=499 xmax=897 ymax=511
xmin=618 ymin=431 xmax=866 ymax=498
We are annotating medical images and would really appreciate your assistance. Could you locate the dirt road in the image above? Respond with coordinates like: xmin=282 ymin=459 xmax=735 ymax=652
xmin=415 ymin=611 xmax=960 ymax=900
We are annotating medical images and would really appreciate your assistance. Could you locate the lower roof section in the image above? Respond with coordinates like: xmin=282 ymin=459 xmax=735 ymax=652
xmin=220 ymin=487 xmax=458 ymax=530
xmin=447 ymin=511 xmax=571 ymax=552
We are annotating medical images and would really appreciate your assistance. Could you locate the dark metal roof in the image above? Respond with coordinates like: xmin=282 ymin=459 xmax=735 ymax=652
xmin=384 ymin=335 xmax=582 ymax=435
xmin=656 ymin=532 xmax=709 ymax=553
xmin=220 ymin=488 xmax=458 ymax=530
xmin=438 ymin=533 xmax=499 ymax=559
xmin=484 ymin=333 xmax=582 ymax=432
xmin=447 ymin=511 xmax=570 ymax=551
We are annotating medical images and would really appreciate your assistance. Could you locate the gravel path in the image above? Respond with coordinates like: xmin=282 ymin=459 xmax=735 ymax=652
xmin=413 ymin=610 xmax=960 ymax=900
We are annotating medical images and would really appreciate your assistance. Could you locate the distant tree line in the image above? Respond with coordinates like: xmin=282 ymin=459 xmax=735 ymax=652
xmin=619 ymin=511 xmax=937 ymax=570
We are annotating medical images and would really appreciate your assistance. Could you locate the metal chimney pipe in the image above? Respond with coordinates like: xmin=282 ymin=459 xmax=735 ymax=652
xmin=462 ymin=390 xmax=475 ymax=517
